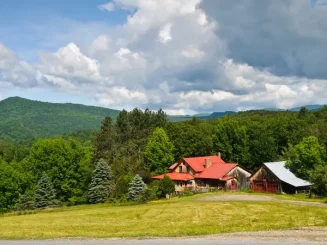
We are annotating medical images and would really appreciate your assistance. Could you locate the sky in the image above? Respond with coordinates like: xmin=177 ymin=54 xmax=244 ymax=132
xmin=0 ymin=0 xmax=327 ymax=114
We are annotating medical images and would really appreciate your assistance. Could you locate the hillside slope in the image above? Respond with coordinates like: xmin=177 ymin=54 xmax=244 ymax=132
xmin=0 ymin=97 xmax=120 ymax=141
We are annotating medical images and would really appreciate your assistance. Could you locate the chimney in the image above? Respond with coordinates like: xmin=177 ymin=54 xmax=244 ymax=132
xmin=204 ymin=158 xmax=212 ymax=168
xmin=218 ymin=152 xmax=222 ymax=159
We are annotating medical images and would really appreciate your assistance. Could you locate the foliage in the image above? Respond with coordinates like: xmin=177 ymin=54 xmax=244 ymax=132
xmin=15 ymin=191 xmax=35 ymax=211
xmin=284 ymin=136 xmax=326 ymax=179
xmin=34 ymin=172 xmax=57 ymax=209
xmin=2 ymin=105 xmax=327 ymax=212
xmin=112 ymin=174 xmax=134 ymax=199
xmin=23 ymin=138 xmax=92 ymax=203
xmin=128 ymin=175 xmax=146 ymax=201
xmin=212 ymin=117 xmax=250 ymax=164
xmin=179 ymin=189 xmax=194 ymax=197
xmin=157 ymin=175 xmax=175 ymax=198
xmin=88 ymin=159 xmax=114 ymax=204
xmin=144 ymin=127 xmax=174 ymax=174
xmin=310 ymin=164 xmax=327 ymax=197
xmin=0 ymin=159 xmax=31 ymax=213
xmin=167 ymin=120 xmax=214 ymax=160
xmin=0 ymin=97 xmax=120 ymax=142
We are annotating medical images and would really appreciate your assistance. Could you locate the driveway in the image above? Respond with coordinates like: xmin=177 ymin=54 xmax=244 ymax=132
xmin=0 ymin=240 xmax=326 ymax=245
xmin=199 ymin=194 xmax=327 ymax=207
xmin=1 ymin=228 xmax=327 ymax=245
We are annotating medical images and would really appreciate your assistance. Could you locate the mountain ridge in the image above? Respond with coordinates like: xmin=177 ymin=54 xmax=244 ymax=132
xmin=0 ymin=96 xmax=325 ymax=141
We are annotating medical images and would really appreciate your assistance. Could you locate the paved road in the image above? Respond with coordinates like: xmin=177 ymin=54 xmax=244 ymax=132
xmin=0 ymin=240 xmax=326 ymax=245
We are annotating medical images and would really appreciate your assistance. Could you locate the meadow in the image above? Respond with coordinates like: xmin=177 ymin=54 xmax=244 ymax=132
xmin=0 ymin=193 xmax=326 ymax=240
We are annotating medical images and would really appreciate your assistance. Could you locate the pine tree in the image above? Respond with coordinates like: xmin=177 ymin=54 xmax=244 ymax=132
xmin=15 ymin=191 xmax=35 ymax=211
xmin=128 ymin=174 xmax=146 ymax=201
xmin=88 ymin=159 xmax=114 ymax=204
xmin=34 ymin=172 xmax=57 ymax=209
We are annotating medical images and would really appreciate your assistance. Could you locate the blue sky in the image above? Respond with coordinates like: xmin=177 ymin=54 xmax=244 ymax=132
xmin=0 ymin=0 xmax=127 ymax=61
xmin=0 ymin=0 xmax=327 ymax=114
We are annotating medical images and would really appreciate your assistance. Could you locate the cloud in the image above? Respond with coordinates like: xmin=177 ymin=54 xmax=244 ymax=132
xmin=2 ymin=0 xmax=327 ymax=113
xmin=201 ymin=0 xmax=327 ymax=79
xmin=99 ymin=2 xmax=116 ymax=12
xmin=158 ymin=23 xmax=172 ymax=43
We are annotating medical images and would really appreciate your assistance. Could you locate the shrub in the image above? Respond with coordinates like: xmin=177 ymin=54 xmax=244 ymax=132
xmin=113 ymin=174 xmax=133 ymax=199
xmin=157 ymin=175 xmax=175 ymax=198
xmin=179 ymin=189 xmax=194 ymax=198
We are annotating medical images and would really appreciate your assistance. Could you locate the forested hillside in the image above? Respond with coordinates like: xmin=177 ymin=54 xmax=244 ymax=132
xmin=0 ymin=97 xmax=120 ymax=141
xmin=1 ymin=106 xmax=327 ymax=213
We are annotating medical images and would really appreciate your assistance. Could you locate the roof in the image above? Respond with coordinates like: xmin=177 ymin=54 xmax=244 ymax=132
xmin=195 ymin=163 xmax=237 ymax=180
xmin=264 ymin=161 xmax=311 ymax=187
xmin=220 ymin=176 xmax=235 ymax=181
xmin=168 ymin=162 xmax=178 ymax=170
xmin=183 ymin=156 xmax=226 ymax=172
xmin=152 ymin=173 xmax=194 ymax=181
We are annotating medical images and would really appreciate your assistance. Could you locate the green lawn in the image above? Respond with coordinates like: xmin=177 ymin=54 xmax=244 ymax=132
xmin=0 ymin=194 xmax=327 ymax=239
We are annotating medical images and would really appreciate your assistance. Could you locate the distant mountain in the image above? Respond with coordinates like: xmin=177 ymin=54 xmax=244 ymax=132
xmin=169 ymin=105 xmax=326 ymax=122
xmin=0 ymin=97 xmax=120 ymax=141
xmin=289 ymin=105 xmax=325 ymax=112
xmin=168 ymin=111 xmax=236 ymax=121
xmin=0 ymin=96 xmax=325 ymax=141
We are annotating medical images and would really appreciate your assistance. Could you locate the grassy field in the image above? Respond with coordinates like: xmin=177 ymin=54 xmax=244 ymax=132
xmin=0 ymin=193 xmax=327 ymax=240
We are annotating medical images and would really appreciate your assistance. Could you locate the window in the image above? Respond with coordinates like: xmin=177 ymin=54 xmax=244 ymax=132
xmin=179 ymin=166 xmax=183 ymax=172
xmin=186 ymin=166 xmax=190 ymax=173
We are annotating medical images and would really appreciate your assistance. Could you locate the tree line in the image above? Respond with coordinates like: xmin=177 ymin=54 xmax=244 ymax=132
xmin=1 ymin=107 xmax=327 ymax=213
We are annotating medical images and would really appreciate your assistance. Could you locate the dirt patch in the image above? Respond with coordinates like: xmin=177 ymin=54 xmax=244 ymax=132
xmin=199 ymin=194 xmax=327 ymax=207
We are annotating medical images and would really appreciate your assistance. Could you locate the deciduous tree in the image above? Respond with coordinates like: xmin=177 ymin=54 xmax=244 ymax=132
xmin=144 ymin=128 xmax=174 ymax=174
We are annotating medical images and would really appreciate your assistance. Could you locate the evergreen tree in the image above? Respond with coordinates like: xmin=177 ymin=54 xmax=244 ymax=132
xmin=93 ymin=116 xmax=115 ymax=163
xmin=144 ymin=127 xmax=175 ymax=174
xmin=34 ymin=172 xmax=57 ymax=209
xmin=88 ymin=159 xmax=114 ymax=204
xmin=15 ymin=191 xmax=35 ymax=211
xmin=128 ymin=174 xmax=146 ymax=201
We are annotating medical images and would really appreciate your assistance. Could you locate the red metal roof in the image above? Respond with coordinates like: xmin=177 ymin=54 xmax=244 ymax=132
xmin=195 ymin=163 xmax=237 ymax=179
xmin=183 ymin=156 xmax=226 ymax=172
xmin=152 ymin=173 xmax=194 ymax=181
xmin=168 ymin=162 xmax=178 ymax=170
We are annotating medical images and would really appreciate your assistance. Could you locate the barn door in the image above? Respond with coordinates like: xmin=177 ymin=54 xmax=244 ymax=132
xmin=231 ymin=179 xmax=237 ymax=191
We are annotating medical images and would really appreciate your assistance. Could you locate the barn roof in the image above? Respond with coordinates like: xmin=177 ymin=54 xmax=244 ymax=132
xmin=263 ymin=161 xmax=311 ymax=187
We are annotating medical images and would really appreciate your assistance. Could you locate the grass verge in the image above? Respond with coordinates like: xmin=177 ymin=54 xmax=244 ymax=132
xmin=0 ymin=194 xmax=326 ymax=240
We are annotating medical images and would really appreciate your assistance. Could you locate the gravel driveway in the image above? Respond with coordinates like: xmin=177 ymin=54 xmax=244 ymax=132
xmin=1 ymin=228 xmax=327 ymax=244
xmin=199 ymin=194 xmax=327 ymax=207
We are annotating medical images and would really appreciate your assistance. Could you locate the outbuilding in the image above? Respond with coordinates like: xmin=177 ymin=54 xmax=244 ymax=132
xmin=250 ymin=161 xmax=311 ymax=194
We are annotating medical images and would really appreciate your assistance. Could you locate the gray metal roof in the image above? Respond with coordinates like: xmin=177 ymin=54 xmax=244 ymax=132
xmin=264 ymin=161 xmax=312 ymax=187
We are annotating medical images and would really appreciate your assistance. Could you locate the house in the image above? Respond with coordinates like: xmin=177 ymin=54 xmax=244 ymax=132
xmin=152 ymin=154 xmax=252 ymax=192
xmin=250 ymin=161 xmax=312 ymax=194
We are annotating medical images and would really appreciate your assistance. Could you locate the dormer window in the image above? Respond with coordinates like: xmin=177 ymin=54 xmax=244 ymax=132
xmin=179 ymin=166 xmax=183 ymax=173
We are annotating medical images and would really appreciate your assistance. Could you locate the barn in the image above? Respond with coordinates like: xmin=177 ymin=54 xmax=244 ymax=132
xmin=250 ymin=161 xmax=312 ymax=194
